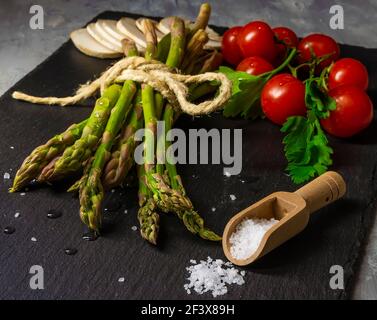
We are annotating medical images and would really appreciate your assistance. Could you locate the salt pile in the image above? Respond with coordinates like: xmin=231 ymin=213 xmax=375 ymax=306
xmin=184 ymin=257 xmax=245 ymax=297
xmin=230 ymin=217 xmax=279 ymax=260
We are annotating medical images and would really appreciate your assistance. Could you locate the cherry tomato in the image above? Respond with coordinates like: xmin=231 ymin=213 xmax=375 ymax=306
xmin=321 ymin=85 xmax=373 ymax=138
xmin=236 ymin=56 xmax=274 ymax=75
xmin=328 ymin=58 xmax=369 ymax=91
xmin=298 ymin=34 xmax=340 ymax=71
xmin=237 ymin=21 xmax=277 ymax=63
xmin=261 ymin=74 xmax=307 ymax=125
xmin=221 ymin=26 xmax=243 ymax=66
xmin=273 ymin=27 xmax=299 ymax=65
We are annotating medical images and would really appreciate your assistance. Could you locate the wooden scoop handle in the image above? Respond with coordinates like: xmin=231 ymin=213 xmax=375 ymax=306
xmin=294 ymin=171 xmax=346 ymax=214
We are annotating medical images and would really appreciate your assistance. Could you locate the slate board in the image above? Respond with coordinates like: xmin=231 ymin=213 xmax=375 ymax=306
xmin=0 ymin=11 xmax=377 ymax=300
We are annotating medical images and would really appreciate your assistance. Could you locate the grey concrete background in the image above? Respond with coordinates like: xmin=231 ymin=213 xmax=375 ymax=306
xmin=0 ymin=0 xmax=376 ymax=299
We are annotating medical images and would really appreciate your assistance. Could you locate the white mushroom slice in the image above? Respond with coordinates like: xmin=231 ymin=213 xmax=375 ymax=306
xmin=87 ymin=23 xmax=123 ymax=53
xmin=95 ymin=20 xmax=124 ymax=50
xmin=117 ymin=17 xmax=146 ymax=49
xmin=157 ymin=17 xmax=191 ymax=34
xmin=99 ymin=19 xmax=144 ymax=53
xmin=70 ymin=28 xmax=121 ymax=59
xmin=204 ymin=39 xmax=221 ymax=50
xmin=135 ymin=18 xmax=164 ymax=41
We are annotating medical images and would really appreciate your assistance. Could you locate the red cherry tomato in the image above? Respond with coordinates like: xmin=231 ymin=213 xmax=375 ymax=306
xmin=320 ymin=85 xmax=373 ymax=138
xmin=237 ymin=21 xmax=277 ymax=63
xmin=261 ymin=74 xmax=307 ymax=125
xmin=328 ymin=58 xmax=369 ymax=91
xmin=221 ymin=26 xmax=243 ymax=66
xmin=273 ymin=27 xmax=299 ymax=65
xmin=236 ymin=56 xmax=274 ymax=75
xmin=298 ymin=34 xmax=340 ymax=71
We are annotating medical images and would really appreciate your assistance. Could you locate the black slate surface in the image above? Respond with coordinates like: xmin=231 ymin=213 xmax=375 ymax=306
xmin=0 ymin=11 xmax=377 ymax=300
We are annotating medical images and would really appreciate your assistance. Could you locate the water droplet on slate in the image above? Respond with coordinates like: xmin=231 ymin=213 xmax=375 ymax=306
xmin=64 ymin=248 xmax=78 ymax=255
xmin=4 ymin=226 xmax=15 ymax=234
xmin=47 ymin=209 xmax=63 ymax=219
xmin=104 ymin=201 xmax=121 ymax=213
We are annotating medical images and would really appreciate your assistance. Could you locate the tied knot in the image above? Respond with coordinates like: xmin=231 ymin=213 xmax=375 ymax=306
xmin=12 ymin=56 xmax=232 ymax=116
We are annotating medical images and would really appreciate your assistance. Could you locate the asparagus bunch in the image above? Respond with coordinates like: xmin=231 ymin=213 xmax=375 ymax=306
xmin=11 ymin=3 xmax=223 ymax=245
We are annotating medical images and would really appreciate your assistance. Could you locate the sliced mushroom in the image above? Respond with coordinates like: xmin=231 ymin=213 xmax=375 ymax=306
xmin=95 ymin=20 xmax=124 ymax=52
xmin=117 ymin=17 xmax=147 ymax=49
xmin=135 ymin=18 xmax=164 ymax=41
xmin=87 ymin=23 xmax=123 ymax=53
xmin=204 ymin=39 xmax=221 ymax=50
xmin=70 ymin=28 xmax=121 ymax=59
xmin=99 ymin=19 xmax=144 ymax=53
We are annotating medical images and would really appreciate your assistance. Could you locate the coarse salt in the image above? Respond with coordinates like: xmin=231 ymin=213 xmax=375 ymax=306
xmin=211 ymin=207 xmax=216 ymax=212
xmin=224 ymin=170 xmax=232 ymax=177
xmin=118 ymin=277 xmax=125 ymax=283
xmin=229 ymin=194 xmax=236 ymax=201
xmin=184 ymin=256 xmax=245 ymax=298
xmin=31 ymin=237 xmax=37 ymax=242
xmin=131 ymin=226 xmax=137 ymax=231
xmin=14 ymin=212 xmax=20 ymax=218
xmin=229 ymin=217 xmax=279 ymax=260
xmin=3 ymin=172 xmax=10 ymax=180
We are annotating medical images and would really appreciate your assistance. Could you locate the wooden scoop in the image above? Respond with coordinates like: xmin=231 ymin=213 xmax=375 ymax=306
xmin=222 ymin=171 xmax=346 ymax=266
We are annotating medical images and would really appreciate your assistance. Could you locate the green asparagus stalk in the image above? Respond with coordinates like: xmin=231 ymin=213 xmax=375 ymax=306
xmin=154 ymin=6 xmax=221 ymax=241
xmin=137 ymin=20 xmax=164 ymax=243
xmin=79 ymin=80 xmax=137 ymax=231
xmin=162 ymin=103 xmax=221 ymax=241
xmin=102 ymin=92 xmax=143 ymax=189
xmin=181 ymin=29 xmax=208 ymax=74
xmin=9 ymin=119 xmax=88 ymax=192
xmin=38 ymin=84 xmax=121 ymax=182
xmin=189 ymin=3 xmax=211 ymax=37
xmin=137 ymin=164 xmax=159 ymax=244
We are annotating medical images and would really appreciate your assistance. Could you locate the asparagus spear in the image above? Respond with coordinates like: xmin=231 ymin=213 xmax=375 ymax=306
xmin=137 ymin=164 xmax=159 ymax=244
xmin=190 ymin=3 xmax=211 ymax=36
xmin=137 ymin=20 xmax=164 ymax=243
xmin=38 ymin=84 xmax=121 ymax=182
xmin=79 ymin=80 xmax=137 ymax=231
xmin=102 ymin=92 xmax=143 ymax=189
xmin=154 ymin=6 xmax=221 ymax=240
xmin=9 ymin=119 xmax=88 ymax=192
xmin=162 ymin=103 xmax=221 ymax=241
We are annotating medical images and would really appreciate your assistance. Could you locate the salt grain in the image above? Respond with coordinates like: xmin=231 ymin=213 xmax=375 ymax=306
xmin=211 ymin=207 xmax=216 ymax=212
xmin=14 ymin=212 xmax=20 ymax=218
xmin=118 ymin=277 xmax=125 ymax=283
xmin=184 ymin=256 xmax=245 ymax=298
xmin=230 ymin=217 xmax=279 ymax=260
xmin=3 ymin=172 xmax=10 ymax=180
xmin=31 ymin=237 xmax=37 ymax=242
xmin=229 ymin=194 xmax=236 ymax=201
xmin=20 ymin=193 xmax=26 ymax=196
xmin=131 ymin=226 xmax=137 ymax=231
xmin=10 ymin=146 xmax=14 ymax=150
xmin=124 ymin=209 xmax=128 ymax=214
xmin=224 ymin=170 xmax=232 ymax=177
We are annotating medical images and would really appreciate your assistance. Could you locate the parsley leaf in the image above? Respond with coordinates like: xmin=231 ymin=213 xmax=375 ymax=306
xmin=220 ymin=66 xmax=266 ymax=119
xmin=305 ymin=79 xmax=336 ymax=119
xmin=281 ymin=111 xmax=333 ymax=184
